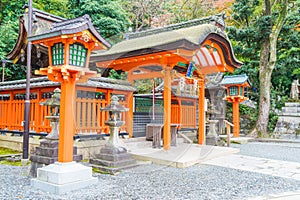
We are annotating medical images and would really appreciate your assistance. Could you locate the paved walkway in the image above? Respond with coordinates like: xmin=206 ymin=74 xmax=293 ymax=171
xmin=247 ymin=190 xmax=300 ymax=200
xmin=202 ymin=153 xmax=300 ymax=200
xmin=125 ymin=138 xmax=239 ymax=168
xmin=202 ymin=154 xmax=300 ymax=181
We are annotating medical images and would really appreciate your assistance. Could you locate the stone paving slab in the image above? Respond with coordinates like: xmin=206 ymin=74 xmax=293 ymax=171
xmin=124 ymin=139 xmax=239 ymax=168
xmin=247 ymin=190 xmax=300 ymax=200
xmin=202 ymin=154 xmax=300 ymax=181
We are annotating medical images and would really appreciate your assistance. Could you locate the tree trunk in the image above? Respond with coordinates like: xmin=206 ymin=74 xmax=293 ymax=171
xmin=251 ymin=0 xmax=288 ymax=137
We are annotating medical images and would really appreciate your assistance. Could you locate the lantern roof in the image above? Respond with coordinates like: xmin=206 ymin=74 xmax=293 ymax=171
xmin=28 ymin=14 xmax=111 ymax=48
xmin=220 ymin=74 xmax=251 ymax=86
xmin=101 ymin=96 xmax=129 ymax=113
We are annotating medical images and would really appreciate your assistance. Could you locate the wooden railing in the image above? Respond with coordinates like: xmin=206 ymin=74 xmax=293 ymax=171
xmin=224 ymin=120 xmax=234 ymax=147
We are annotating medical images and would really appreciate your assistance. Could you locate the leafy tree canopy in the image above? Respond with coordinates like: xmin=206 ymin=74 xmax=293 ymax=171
xmin=69 ymin=0 xmax=131 ymax=43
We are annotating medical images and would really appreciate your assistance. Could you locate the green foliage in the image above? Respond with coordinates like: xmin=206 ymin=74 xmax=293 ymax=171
xmin=0 ymin=19 xmax=19 ymax=60
xmin=0 ymin=18 xmax=26 ymax=81
xmin=0 ymin=160 xmax=23 ymax=166
xmin=293 ymin=68 xmax=300 ymax=78
xmin=33 ymin=0 xmax=73 ymax=19
xmin=134 ymin=79 xmax=154 ymax=94
xmin=231 ymin=0 xmax=259 ymax=27
xmin=0 ymin=147 xmax=20 ymax=155
xmin=0 ymin=0 xmax=25 ymax=25
xmin=273 ymin=8 xmax=300 ymax=94
xmin=268 ymin=110 xmax=279 ymax=133
xmin=228 ymin=0 xmax=299 ymax=134
xmin=69 ymin=0 xmax=131 ymax=42
xmin=108 ymin=69 xmax=122 ymax=80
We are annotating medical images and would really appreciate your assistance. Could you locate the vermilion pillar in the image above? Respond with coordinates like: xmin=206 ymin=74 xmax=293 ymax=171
xmin=128 ymin=93 xmax=134 ymax=138
xmin=232 ymin=100 xmax=240 ymax=137
xmin=198 ymin=79 xmax=205 ymax=144
xmin=58 ymin=76 xmax=76 ymax=162
xmin=163 ymin=67 xmax=172 ymax=150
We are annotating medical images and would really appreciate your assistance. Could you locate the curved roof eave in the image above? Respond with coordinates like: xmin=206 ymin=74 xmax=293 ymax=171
xmin=90 ymin=24 xmax=242 ymax=69
xmin=6 ymin=8 xmax=65 ymax=62
xmin=90 ymin=24 xmax=218 ymax=61
xmin=6 ymin=16 xmax=27 ymax=61
xmin=28 ymin=15 xmax=111 ymax=49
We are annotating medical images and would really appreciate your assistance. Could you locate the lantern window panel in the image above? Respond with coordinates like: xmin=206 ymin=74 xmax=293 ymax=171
xmin=69 ymin=43 xmax=87 ymax=67
xmin=51 ymin=43 xmax=64 ymax=65
xmin=240 ymin=86 xmax=243 ymax=96
xmin=229 ymin=86 xmax=238 ymax=96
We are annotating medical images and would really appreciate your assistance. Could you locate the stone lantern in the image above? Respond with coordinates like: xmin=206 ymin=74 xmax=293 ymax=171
xmin=101 ymin=95 xmax=129 ymax=147
xmin=41 ymin=88 xmax=61 ymax=140
xmin=221 ymin=74 xmax=251 ymax=137
xmin=29 ymin=14 xmax=110 ymax=194
xmin=90 ymin=96 xmax=137 ymax=174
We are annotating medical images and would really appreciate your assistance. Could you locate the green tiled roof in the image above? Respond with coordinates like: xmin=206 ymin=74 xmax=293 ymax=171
xmin=124 ymin=13 xmax=226 ymax=39
xmin=221 ymin=74 xmax=251 ymax=86
xmin=91 ymin=24 xmax=220 ymax=61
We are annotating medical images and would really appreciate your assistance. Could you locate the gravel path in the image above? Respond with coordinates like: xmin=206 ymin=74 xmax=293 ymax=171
xmin=1 ymin=142 xmax=300 ymax=200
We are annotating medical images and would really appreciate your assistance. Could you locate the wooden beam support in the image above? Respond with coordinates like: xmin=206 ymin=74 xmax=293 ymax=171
xmin=128 ymin=71 xmax=164 ymax=81
xmin=198 ymin=78 xmax=206 ymax=145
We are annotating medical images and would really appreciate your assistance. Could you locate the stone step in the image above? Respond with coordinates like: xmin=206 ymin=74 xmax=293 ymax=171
xmin=281 ymin=107 xmax=300 ymax=113
xmin=35 ymin=147 xmax=58 ymax=157
xmin=90 ymin=158 xmax=136 ymax=167
xmin=90 ymin=163 xmax=139 ymax=175
xmin=35 ymin=146 xmax=78 ymax=157
xmin=30 ymin=154 xmax=82 ymax=165
xmin=30 ymin=155 xmax=57 ymax=165
xmin=285 ymin=102 xmax=300 ymax=107
xmin=278 ymin=115 xmax=300 ymax=124
xmin=94 ymin=152 xmax=131 ymax=162
xmin=39 ymin=140 xmax=59 ymax=148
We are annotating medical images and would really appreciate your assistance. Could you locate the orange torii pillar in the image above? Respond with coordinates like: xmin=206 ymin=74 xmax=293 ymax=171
xmin=198 ymin=78 xmax=206 ymax=144
xmin=163 ymin=66 xmax=172 ymax=150
xmin=232 ymin=99 xmax=240 ymax=137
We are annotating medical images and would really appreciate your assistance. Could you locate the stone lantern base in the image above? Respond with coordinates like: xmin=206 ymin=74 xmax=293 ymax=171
xmin=31 ymin=161 xmax=97 ymax=194
xmin=29 ymin=139 xmax=82 ymax=177
xmin=90 ymin=144 xmax=138 ymax=174
xmin=206 ymin=120 xmax=219 ymax=146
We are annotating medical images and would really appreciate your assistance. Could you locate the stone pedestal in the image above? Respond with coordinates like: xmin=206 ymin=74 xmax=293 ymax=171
xmin=90 ymin=144 xmax=138 ymax=174
xmin=206 ymin=120 xmax=219 ymax=146
xmin=29 ymin=139 xmax=82 ymax=177
xmin=31 ymin=161 xmax=97 ymax=194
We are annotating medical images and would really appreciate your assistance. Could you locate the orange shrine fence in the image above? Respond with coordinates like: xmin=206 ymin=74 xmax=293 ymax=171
xmin=0 ymin=78 xmax=198 ymax=137
xmin=0 ymin=86 xmax=132 ymax=135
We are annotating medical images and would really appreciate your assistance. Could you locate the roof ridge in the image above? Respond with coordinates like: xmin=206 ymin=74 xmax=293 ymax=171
xmin=124 ymin=12 xmax=226 ymax=40
xmin=0 ymin=77 xmax=48 ymax=86
xmin=24 ymin=5 xmax=66 ymax=21
xmin=51 ymin=14 xmax=90 ymax=30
